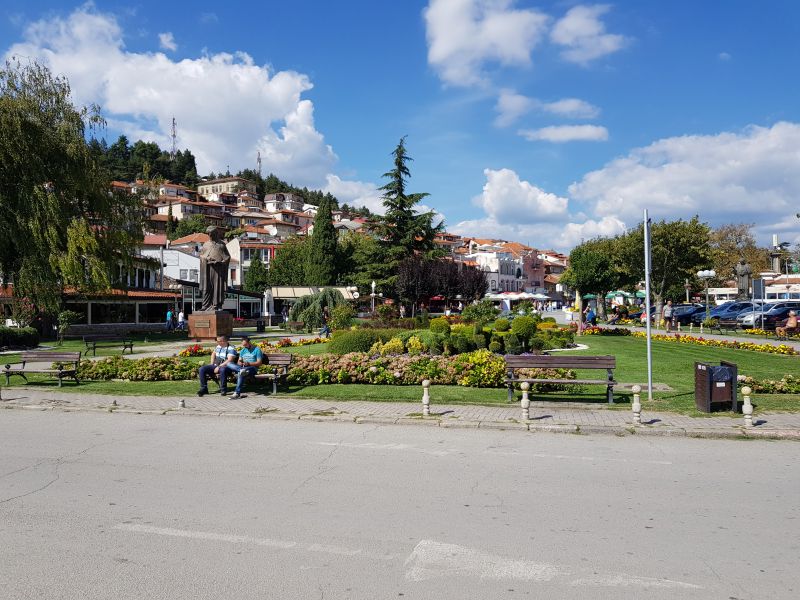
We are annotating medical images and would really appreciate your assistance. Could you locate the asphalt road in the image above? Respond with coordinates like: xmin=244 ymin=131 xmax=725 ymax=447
xmin=1 ymin=410 xmax=798 ymax=599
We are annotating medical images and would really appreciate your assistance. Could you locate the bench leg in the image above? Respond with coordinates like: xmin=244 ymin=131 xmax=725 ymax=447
xmin=58 ymin=373 xmax=63 ymax=388
xmin=507 ymin=383 xmax=514 ymax=403
xmin=607 ymin=385 xmax=613 ymax=404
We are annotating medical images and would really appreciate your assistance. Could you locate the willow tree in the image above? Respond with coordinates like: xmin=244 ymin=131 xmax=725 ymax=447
xmin=289 ymin=288 xmax=346 ymax=331
xmin=0 ymin=59 xmax=143 ymax=312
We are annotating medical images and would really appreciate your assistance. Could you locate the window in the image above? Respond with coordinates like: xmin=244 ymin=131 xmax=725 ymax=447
xmin=179 ymin=269 xmax=188 ymax=280
xmin=230 ymin=268 xmax=237 ymax=282
xmin=189 ymin=269 xmax=199 ymax=282
xmin=490 ymin=280 xmax=497 ymax=291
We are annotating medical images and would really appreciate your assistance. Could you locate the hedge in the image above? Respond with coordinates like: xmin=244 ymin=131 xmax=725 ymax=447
xmin=328 ymin=328 xmax=405 ymax=355
xmin=0 ymin=326 xmax=40 ymax=349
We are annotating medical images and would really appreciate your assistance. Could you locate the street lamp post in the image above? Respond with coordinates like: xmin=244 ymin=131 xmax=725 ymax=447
xmin=697 ymin=270 xmax=716 ymax=320
xmin=371 ymin=280 xmax=376 ymax=313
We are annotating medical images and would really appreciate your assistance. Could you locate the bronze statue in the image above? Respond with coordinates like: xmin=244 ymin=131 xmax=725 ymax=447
xmin=734 ymin=258 xmax=752 ymax=299
xmin=199 ymin=226 xmax=231 ymax=311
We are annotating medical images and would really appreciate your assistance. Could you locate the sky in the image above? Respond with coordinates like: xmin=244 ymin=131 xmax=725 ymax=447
xmin=2 ymin=1 xmax=800 ymax=251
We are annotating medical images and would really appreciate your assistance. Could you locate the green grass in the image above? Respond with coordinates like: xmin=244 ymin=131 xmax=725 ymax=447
xmin=3 ymin=336 xmax=799 ymax=416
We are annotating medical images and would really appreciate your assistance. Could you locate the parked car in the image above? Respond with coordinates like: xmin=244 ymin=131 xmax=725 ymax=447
xmin=692 ymin=301 xmax=764 ymax=325
xmin=671 ymin=304 xmax=706 ymax=325
xmin=737 ymin=302 xmax=800 ymax=329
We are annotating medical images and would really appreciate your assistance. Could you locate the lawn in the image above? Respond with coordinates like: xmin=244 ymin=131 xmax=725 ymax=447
xmin=3 ymin=337 xmax=798 ymax=416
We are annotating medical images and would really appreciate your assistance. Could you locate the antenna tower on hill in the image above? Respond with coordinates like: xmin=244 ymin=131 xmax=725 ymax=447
xmin=170 ymin=117 xmax=177 ymax=160
xmin=257 ymin=151 xmax=262 ymax=177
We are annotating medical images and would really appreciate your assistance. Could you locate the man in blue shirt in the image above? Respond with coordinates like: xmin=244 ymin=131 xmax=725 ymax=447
xmin=197 ymin=335 xmax=237 ymax=396
xmin=228 ymin=335 xmax=263 ymax=399
xmin=165 ymin=309 xmax=174 ymax=331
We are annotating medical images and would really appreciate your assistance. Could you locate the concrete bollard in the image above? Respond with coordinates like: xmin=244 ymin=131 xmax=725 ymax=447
xmin=699 ymin=323 xmax=703 ymax=334
xmin=742 ymin=386 xmax=753 ymax=428
xmin=689 ymin=323 xmax=694 ymax=333
xmin=421 ymin=380 xmax=430 ymax=417
xmin=631 ymin=384 xmax=642 ymax=425
xmin=520 ymin=382 xmax=530 ymax=420
xmin=178 ymin=398 xmax=185 ymax=409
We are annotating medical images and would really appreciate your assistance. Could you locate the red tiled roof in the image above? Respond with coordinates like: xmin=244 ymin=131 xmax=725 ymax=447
xmin=171 ymin=233 xmax=210 ymax=245
xmin=142 ymin=234 xmax=168 ymax=246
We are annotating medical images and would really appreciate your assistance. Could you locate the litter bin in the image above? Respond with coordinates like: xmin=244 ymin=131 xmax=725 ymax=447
xmin=694 ymin=361 xmax=738 ymax=412
xmin=255 ymin=320 xmax=265 ymax=333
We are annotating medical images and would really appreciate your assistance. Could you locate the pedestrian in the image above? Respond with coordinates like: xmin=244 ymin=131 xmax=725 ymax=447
xmin=399 ymin=305 xmax=406 ymax=319
xmin=177 ymin=309 xmax=186 ymax=331
xmin=320 ymin=306 xmax=331 ymax=338
xmin=196 ymin=335 xmax=237 ymax=396
xmin=229 ymin=335 xmax=263 ymax=399
xmin=281 ymin=305 xmax=288 ymax=322
xmin=165 ymin=308 xmax=174 ymax=332
xmin=663 ymin=300 xmax=674 ymax=332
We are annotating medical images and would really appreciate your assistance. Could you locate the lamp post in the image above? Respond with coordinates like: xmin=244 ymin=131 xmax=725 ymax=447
xmin=371 ymin=280 xmax=376 ymax=313
xmin=697 ymin=270 xmax=716 ymax=320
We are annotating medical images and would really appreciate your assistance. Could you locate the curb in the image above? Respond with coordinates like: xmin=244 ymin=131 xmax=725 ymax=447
xmin=2 ymin=400 xmax=799 ymax=441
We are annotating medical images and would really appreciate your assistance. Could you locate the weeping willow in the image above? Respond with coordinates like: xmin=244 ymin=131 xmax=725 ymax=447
xmin=289 ymin=288 xmax=347 ymax=331
xmin=0 ymin=59 xmax=143 ymax=312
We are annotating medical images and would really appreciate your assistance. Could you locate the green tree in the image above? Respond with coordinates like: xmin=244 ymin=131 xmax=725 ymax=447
xmin=170 ymin=214 xmax=208 ymax=241
xmin=267 ymin=236 xmax=309 ymax=285
xmin=0 ymin=59 xmax=143 ymax=312
xmin=337 ymin=231 xmax=391 ymax=291
xmin=373 ymin=137 xmax=444 ymax=291
xmin=244 ymin=254 xmax=270 ymax=294
xmin=306 ymin=195 xmax=337 ymax=285
xmin=560 ymin=245 xmax=613 ymax=330
xmin=709 ymin=223 xmax=770 ymax=286
xmin=165 ymin=202 xmax=175 ymax=239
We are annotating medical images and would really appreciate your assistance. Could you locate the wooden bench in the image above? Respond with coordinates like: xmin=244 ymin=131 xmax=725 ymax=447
xmin=505 ymin=354 xmax=617 ymax=404
xmin=3 ymin=351 xmax=81 ymax=387
xmin=285 ymin=321 xmax=305 ymax=333
xmin=253 ymin=353 xmax=294 ymax=394
xmin=83 ymin=335 xmax=134 ymax=357
xmin=711 ymin=319 xmax=739 ymax=334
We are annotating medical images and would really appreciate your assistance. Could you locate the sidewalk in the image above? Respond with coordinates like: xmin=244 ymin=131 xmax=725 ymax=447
xmin=3 ymin=387 xmax=799 ymax=441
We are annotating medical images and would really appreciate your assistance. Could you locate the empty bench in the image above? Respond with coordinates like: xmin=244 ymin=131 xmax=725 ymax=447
xmin=711 ymin=319 xmax=739 ymax=334
xmin=3 ymin=351 xmax=81 ymax=387
xmin=83 ymin=335 xmax=134 ymax=357
xmin=505 ymin=354 xmax=617 ymax=404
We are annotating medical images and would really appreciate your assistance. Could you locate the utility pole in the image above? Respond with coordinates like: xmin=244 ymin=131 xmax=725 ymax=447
xmin=257 ymin=151 xmax=262 ymax=178
xmin=170 ymin=117 xmax=177 ymax=161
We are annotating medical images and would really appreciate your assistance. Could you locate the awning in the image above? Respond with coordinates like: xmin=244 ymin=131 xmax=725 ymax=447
xmin=606 ymin=290 xmax=634 ymax=298
xmin=582 ymin=293 xmax=597 ymax=299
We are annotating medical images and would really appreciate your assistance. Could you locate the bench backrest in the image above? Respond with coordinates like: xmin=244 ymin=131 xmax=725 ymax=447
xmin=20 ymin=351 xmax=82 ymax=363
xmin=264 ymin=353 xmax=293 ymax=368
xmin=84 ymin=335 xmax=128 ymax=341
xmin=504 ymin=354 xmax=615 ymax=370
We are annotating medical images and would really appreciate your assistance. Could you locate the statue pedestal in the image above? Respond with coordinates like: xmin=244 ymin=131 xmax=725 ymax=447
xmin=188 ymin=311 xmax=233 ymax=341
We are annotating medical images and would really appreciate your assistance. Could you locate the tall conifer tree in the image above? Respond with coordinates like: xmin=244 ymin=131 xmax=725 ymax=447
xmin=306 ymin=196 xmax=338 ymax=285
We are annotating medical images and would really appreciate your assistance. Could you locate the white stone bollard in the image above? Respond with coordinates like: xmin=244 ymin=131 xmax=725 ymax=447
xmin=631 ymin=384 xmax=642 ymax=425
xmin=178 ymin=398 xmax=185 ymax=409
xmin=421 ymin=380 xmax=431 ymax=417
xmin=742 ymin=386 xmax=753 ymax=428
xmin=520 ymin=382 xmax=530 ymax=420
xmin=699 ymin=323 xmax=703 ymax=334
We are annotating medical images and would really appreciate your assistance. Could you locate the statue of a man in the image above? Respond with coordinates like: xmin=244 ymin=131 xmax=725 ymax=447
xmin=734 ymin=258 xmax=752 ymax=299
xmin=199 ymin=226 xmax=231 ymax=311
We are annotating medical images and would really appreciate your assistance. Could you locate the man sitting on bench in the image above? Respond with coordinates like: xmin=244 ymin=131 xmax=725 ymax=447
xmin=228 ymin=335 xmax=263 ymax=399
xmin=197 ymin=335 xmax=237 ymax=397
xmin=776 ymin=310 xmax=798 ymax=340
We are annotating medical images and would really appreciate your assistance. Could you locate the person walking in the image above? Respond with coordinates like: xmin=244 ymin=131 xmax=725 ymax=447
xmin=663 ymin=300 xmax=674 ymax=332
xmin=197 ymin=335 xmax=237 ymax=396
xmin=177 ymin=309 xmax=186 ymax=331
xmin=165 ymin=308 xmax=174 ymax=332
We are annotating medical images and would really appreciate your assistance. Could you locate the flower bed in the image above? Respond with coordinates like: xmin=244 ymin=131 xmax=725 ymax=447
xmin=259 ymin=337 xmax=329 ymax=350
xmin=630 ymin=331 xmax=798 ymax=355
xmin=738 ymin=374 xmax=800 ymax=394
xmin=178 ymin=344 xmax=207 ymax=357
xmin=75 ymin=356 xmax=199 ymax=381
xmin=583 ymin=326 xmax=631 ymax=336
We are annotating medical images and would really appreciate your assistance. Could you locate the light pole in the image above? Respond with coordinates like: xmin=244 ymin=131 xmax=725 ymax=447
xmin=697 ymin=270 xmax=716 ymax=320
xmin=371 ymin=280 xmax=376 ymax=313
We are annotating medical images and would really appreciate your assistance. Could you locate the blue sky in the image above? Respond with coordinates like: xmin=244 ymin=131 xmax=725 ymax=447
xmin=3 ymin=1 xmax=800 ymax=250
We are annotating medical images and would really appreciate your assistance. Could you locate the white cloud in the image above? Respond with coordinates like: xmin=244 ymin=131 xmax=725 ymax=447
xmin=424 ymin=0 xmax=550 ymax=87
xmin=158 ymin=32 xmax=176 ymax=52
xmin=557 ymin=216 xmax=626 ymax=247
xmin=541 ymin=97 xmax=600 ymax=118
xmin=550 ymin=4 xmax=628 ymax=64
xmin=494 ymin=88 xmax=534 ymax=127
xmin=718 ymin=52 xmax=731 ymax=61
xmin=199 ymin=12 xmax=219 ymax=24
xmin=519 ymin=124 xmax=608 ymax=142
xmin=324 ymin=175 xmax=384 ymax=215
xmin=475 ymin=168 xmax=568 ymax=223
xmin=568 ymin=122 xmax=800 ymax=228
xmin=5 ymin=5 xmax=340 ymax=187
xmin=494 ymin=90 xmax=599 ymax=127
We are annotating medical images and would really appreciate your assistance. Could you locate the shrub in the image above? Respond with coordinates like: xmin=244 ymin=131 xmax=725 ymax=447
xmin=453 ymin=349 xmax=506 ymax=387
xmin=494 ymin=318 xmax=511 ymax=332
xmin=328 ymin=329 xmax=402 ymax=355
xmin=472 ymin=334 xmax=487 ymax=349
xmin=450 ymin=323 xmax=472 ymax=336
xmin=380 ymin=337 xmax=405 ymax=356
xmin=406 ymin=336 xmax=424 ymax=355
xmin=430 ymin=317 xmax=451 ymax=335
xmin=415 ymin=330 xmax=445 ymax=354
xmin=542 ymin=316 xmax=556 ymax=323
xmin=376 ymin=304 xmax=397 ymax=322
xmin=329 ymin=304 xmax=356 ymax=330
xmin=504 ymin=333 xmax=523 ymax=355
xmin=0 ymin=326 xmax=40 ymax=349
xmin=537 ymin=321 xmax=558 ymax=330
xmin=75 ymin=355 xmax=199 ymax=381
xmin=488 ymin=341 xmax=503 ymax=353
xmin=511 ymin=316 xmax=537 ymax=343
xmin=528 ymin=337 xmax=546 ymax=352
xmin=461 ymin=301 xmax=499 ymax=323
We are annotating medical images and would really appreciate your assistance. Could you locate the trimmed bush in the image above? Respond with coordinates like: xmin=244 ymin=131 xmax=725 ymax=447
xmin=0 ymin=326 xmax=40 ymax=349
xmin=472 ymin=334 xmax=487 ymax=349
xmin=460 ymin=301 xmax=499 ymax=323
xmin=511 ymin=316 xmax=537 ymax=343
xmin=328 ymin=328 xmax=402 ymax=355
xmin=504 ymin=333 xmax=523 ymax=355
xmin=494 ymin=318 xmax=511 ymax=332
xmin=488 ymin=341 xmax=503 ymax=353
xmin=379 ymin=337 xmax=405 ymax=356
xmin=528 ymin=337 xmax=546 ymax=352
xmin=430 ymin=317 xmax=451 ymax=335
xmin=542 ymin=316 xmax=556 ymax=323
